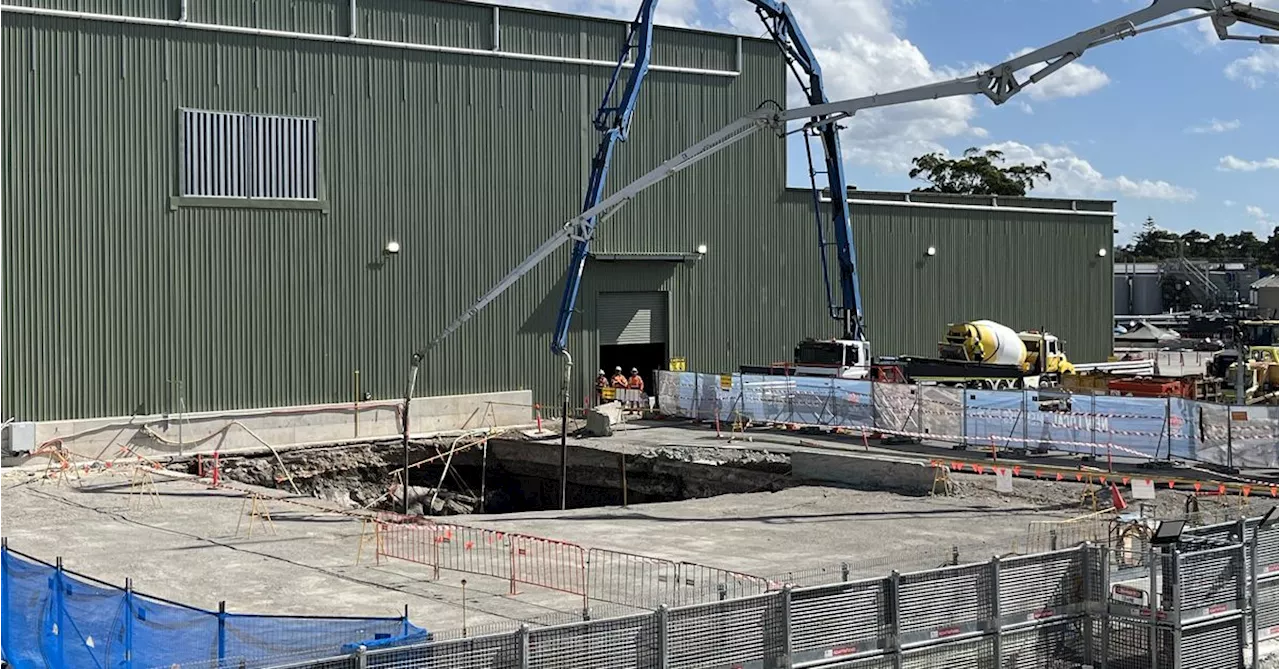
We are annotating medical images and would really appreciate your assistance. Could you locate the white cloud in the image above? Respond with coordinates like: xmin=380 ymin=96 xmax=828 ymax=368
xmin=1016 ymin=101 xmax=1034 ymax=115
xmin=1218 ymin=155 xmax=1280 ymax=171
xmin=1224 ymin=199 xmax=1236 ymax=207
xmin=1009 ymin=47 xmax=1111 ymax=100
xmin=1245 ymin=205 xmax=1276 ymax=231
xmin=1185 ymin=118 xmax=1240 ymax=134
xmin=1225 ymin=51 xmax=1279 ymax=89
xmin=982 ymin=141 xmax=1197 ymax=201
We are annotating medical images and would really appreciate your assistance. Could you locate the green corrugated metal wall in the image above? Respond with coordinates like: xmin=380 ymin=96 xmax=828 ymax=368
xmin=2 ymin=0 xmax=1113 ymax=422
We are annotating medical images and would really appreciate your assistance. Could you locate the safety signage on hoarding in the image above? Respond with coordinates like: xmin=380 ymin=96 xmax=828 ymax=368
xmin=719 ymin=374 xmax=733 ymax=390
xmin=669 ymin=357 xmax=687 ymax=372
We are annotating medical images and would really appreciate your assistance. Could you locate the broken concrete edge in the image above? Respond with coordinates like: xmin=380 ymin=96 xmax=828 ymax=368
xmin=1 ymin=422 xmax=545 ymax=476
xmin=790 ymin=451 xmax=937 ymax=496
xmin=2 ymin=390 xmax=534 ymax=465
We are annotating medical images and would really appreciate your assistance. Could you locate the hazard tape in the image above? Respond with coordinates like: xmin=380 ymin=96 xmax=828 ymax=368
xmin=925 ymin=457 xmax=1278 ymax=498
xmin=753 ymin=415 xmax=1154 ymax=460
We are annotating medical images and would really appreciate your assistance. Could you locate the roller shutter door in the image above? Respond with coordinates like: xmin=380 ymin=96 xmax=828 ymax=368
xmin=598 ymin=292 xmax=667 ymax=345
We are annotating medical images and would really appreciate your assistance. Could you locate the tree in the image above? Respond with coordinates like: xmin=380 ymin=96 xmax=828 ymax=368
xmin=908 ymin=147 xmax=1052 ymax=197
xmin=1114 ymin=218 xmax=1279 ymax=272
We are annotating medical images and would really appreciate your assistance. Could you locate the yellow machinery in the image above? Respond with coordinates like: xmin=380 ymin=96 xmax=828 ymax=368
xmin=1224 ymin=346 xmax=1279 ymax=403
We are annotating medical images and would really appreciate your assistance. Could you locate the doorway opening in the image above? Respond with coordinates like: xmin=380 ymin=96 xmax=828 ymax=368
xmin=599 ymin=342 xmax=668 ymax=397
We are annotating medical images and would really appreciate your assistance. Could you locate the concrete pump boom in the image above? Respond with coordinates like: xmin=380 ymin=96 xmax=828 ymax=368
xmin=398 ymin=1 xmax=1277 ymax=497
xmin=420 ymin=0 xmax=1276 ymax=361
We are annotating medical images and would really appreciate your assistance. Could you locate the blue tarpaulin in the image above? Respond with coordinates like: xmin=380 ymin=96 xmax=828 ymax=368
xmin=0 ymin=546 xmax=428 ymax=669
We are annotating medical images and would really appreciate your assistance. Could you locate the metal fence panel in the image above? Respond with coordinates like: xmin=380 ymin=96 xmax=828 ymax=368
xmin=587 ymin=548 xmax=679 ymax=610
xmin=897 ymin=564 xmax=992 ymax=639
xmin=1257 ymin=577 xmax=1279 ymax=640
xmin=1099 ymin=617 xmax=1175 ymax=669
xmin=666 ymin=594 xmax=780 ymax=669
xmin=815 ymin=654 xmax=895 ymax=669
xmin=900 ymin=635 xmax=994 ymax=669
xmin=1180 ymin=616 xmax=1245 ymax=669
xmin=1254 ymin=524 xmax=1279 ymax=576
xmin=999 ymin=618 xmax=1088 ymax=668
xmin=365 ymin=633 xmax=522 ymax=669
xmin=998 ymin=549 xmax=1086 ymax=621
xmin=527 ymin=614 xmax=658 ymax=669
xmin=789 ymin=580 xmax=888 ymax=664
xmin=675 ymin=562 xmax=772 ymax=606
xmin=1179 ymin=546 xmax=1242 ymax=616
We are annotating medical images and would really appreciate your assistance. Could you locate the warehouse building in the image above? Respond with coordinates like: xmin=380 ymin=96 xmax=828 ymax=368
xmin=2 ymin=0 xmax=1114 ymax=426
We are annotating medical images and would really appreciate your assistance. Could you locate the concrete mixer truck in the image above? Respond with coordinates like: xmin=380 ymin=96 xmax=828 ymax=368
xmin=866 ymin=320 xmax=1074 ymax=389
xmin=743 ymin=319 xmax=1075 ymax=389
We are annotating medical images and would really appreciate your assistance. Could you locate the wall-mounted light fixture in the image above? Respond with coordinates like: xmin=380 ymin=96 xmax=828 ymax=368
xmin=384 ymin=240 xmax=401 ymax=255
xmin=696 ymin=243 xmax=708 ymax=255
xmin=925 ymin=246 xmax=937 ymax=257
xmin=1097 ymin=248 xmax=1107 ymax=257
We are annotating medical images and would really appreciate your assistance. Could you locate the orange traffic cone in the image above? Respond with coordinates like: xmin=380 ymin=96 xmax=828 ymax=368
xmin=1110 ymin=483 xmax=1128 ymax=511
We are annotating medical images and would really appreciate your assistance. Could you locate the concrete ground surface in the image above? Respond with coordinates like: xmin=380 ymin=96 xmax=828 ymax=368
xmin=5 ymin=447 xmax=1272 ymax=640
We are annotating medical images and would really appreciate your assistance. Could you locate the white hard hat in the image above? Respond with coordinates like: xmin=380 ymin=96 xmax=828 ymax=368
xmin=598 ymin=369 xmax=605 ymax=375
xmin=615 ymin=366 xmax=623 ymax=371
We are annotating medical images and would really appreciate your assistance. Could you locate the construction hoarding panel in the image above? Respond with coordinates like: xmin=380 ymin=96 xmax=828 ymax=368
xmin=918 ymin=386 xmax=961 ymax=442
xmin=654 ymin=372 xmax=1262 ymax=466
xmin=872 ymin=382 xmax=919 ymax=435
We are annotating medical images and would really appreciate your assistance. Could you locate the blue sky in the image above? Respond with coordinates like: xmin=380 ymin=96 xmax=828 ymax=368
xmin=500 ymin=0 xmax=1278 ymax=241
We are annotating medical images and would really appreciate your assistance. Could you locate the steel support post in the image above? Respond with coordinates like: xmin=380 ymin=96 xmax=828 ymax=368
xmin=656 ymin=605 xmax=669 ymax=669
xmin=1170 ymin=550 xmax=1182 ymax=669
xmin=889 ymin=570 xmax=902 ymax=669
xmin=124 ymin=578 xmax=135 ymax=669
xmin=990 ymin=556 xmax=1002 ymax=664
xmin=1250 ymin=521 xmax=1262 ymax=669
xmin=1164 ymin=395 xmax=1172 ymax=460
xmin=54 ymin=557 xmax=65 ymax=667
xmin=1090 ymin=392 xmax=1098 ymax=462
xmin=1149 ymin=548 xmax=1160 ymax=669
xmin=1020 ymin=390 xmax=1028 ymax=451
xmin=1 ymin=539 xmax=10 ymax=657
xmin=559 ymin=351 xmax=573 ymax=511
xmin=218 ymin=600 xmax=228 ymax=662
xmin=771 ymin=586 xmax=793 ymax=669
xmin=518 ymin=624 xmax=531 ymax=669
xmin=1082 ymin=544 xmax=1095 ymax=667
xmin=1100 ymin=546 xmax=1112 ymax=669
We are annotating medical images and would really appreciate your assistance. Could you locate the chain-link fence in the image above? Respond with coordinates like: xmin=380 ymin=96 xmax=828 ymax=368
xmin=655 ymin=371 xmax=1280 ymax=468
xmin=253 ymin=516 xmax=1276 ymax=668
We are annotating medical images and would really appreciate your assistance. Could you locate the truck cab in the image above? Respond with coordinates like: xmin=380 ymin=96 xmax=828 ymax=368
xmin=789 ymin=338 xmax=872 ymax=379
xmin=1020 ymin=331 xmax=1075 ymax=377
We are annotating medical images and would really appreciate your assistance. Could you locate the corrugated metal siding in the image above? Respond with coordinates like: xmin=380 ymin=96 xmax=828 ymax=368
xmin=808 ymin=196 xmax=1114 ymax=364
xmin=17 ymin=0 xmax=170 ymax=19
xmin=497 ymin=8 xmax=579 ymax=59
xmin=189 ymin=0 xmax=343 ymax=36
xmin=652 ymin=28 xmax=736 ymax=71
xmin=2 ymin=5 xmax=1112 ymax=422
xmin=360 ymin=0 xmax=490 ymax=49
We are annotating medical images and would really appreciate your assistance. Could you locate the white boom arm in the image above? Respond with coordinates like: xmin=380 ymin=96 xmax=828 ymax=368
xmin=426 ymin=0 xmax=1277 ymax=351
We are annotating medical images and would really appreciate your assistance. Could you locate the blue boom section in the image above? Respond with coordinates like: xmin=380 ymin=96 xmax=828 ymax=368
xmin=748 ymin=0 xmax=864 ymax=341
xmin=550 ymin=0 xmax=866 ymax=354
xmin=551 ymin=0 xmax=657 ymax=354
